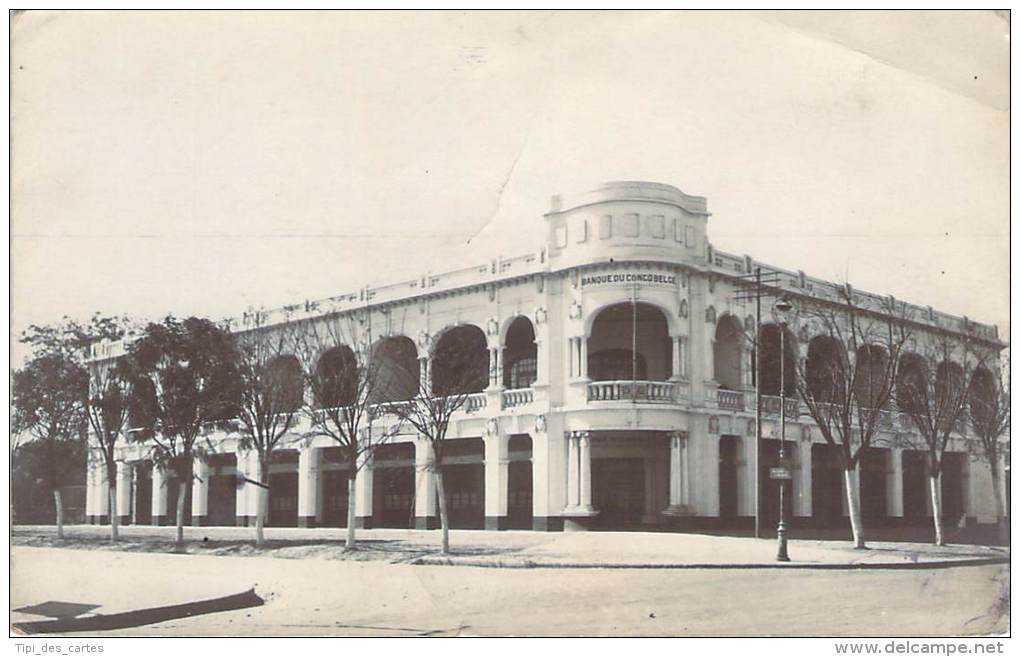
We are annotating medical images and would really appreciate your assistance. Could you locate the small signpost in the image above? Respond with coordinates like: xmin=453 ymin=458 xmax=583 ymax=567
xmin=769 ymin=466 xmax=792 ymax=480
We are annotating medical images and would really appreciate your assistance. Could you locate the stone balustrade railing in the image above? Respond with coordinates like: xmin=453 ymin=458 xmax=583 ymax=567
xmin=501 ymin=388 xmax=534 ymax=409
xmin=587 ymin=380 xmax=676 ymax=403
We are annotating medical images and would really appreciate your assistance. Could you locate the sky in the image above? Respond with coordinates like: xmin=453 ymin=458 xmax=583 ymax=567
xmin=10 ymin=10 xmax=1010 ymax=365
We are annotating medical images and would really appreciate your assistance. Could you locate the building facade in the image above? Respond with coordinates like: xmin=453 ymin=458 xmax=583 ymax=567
xmin=84 ymin=181 xmax=1007 ymax=533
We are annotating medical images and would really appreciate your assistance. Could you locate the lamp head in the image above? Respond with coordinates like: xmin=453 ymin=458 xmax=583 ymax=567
xmin=774 ymin=297 xmax=793 ymax=319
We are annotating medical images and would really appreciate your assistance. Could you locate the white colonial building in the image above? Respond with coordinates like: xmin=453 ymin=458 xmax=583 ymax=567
xmin=85 ymin=181 xmax=1007 ymax=533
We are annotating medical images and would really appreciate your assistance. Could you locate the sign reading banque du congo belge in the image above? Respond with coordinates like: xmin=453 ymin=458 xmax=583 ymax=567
xmin=580 ymin=270 xmax=678 ymax=288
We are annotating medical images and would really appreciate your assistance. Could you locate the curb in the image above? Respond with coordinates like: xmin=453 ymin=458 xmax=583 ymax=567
xmin=411 ymin=556 xmax=1010 ymax=571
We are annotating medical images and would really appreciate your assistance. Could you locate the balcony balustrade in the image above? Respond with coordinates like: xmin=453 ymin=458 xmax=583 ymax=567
xmin=501 ymin=388 xmax=534 ymax=409
xmin=587 ymin=380 xmax=676 ymax=403
xmin=717 ymin=389 xmax=744 ymax=411
xmin=760 ymin=395 xmax=800 ymax=418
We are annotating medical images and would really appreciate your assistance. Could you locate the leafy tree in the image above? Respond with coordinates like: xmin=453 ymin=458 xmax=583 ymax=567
xmin=86 ymin=356 xmax=133 ymax=541
xmin=128 ymin=316 xmax=238 ymax=544
xmin=12 ymin=353 xmax=89 ymax=537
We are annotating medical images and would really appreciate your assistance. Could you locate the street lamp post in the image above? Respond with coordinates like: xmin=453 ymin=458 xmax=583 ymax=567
xmin=775 ymin=297 xmax=792 ymax=562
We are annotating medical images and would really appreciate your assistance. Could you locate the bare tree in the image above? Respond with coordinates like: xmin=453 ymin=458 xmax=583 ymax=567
xmin=895 ymin=331 xmax=985 ymax=546
xmin=787 ymin=285 xmax=912 ymax=549
xmin=967 ymin=353 xmax=1010 ymax=543
xmin=231 ymin=320 xmax=303 ymax=547
xmin=388 ymin=327 xmax=489 ymax=555
xmin=294 ymin=311 xmax=403 ymax=550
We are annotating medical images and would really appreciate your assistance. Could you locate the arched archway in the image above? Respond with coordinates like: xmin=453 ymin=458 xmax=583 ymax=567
xmin=896 ymin=352 xmax=927 ymax=416
xmin=969 ymin=366 xmax=998 ymax=433
xmin=756 ymin=324 xmax=796 ymax=396
xmin=312 ymin=346 xmax=358 ymax=409
xmin=432 ymin=325 xmax=488 ymax=396
xmin=588 ymin=302 xmax=672 ymax=381
xmin=854 ymin=345 xmax=889 ymax=409
xmin=713 ymin=314 xmax=744 ymax=390
xmin=503 ymin=317 xmax=537 ymax=389
xmin=936 ymin=360 xmax=965 ymax=408
xmin=264 ymin=354 xmax=303 ymax=413
xmin=371 ymin=336 xmax=419 ymax=403
xmin=806 ymin=335 xmax=846 ymax=403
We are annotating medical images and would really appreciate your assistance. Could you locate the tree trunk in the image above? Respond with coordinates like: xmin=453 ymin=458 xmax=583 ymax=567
xmin=929 ymin=473 xmax=944 ymax=546
xmin=990 ymin=467 xmax=1007 ymax=544
xmin=175 ymin=481 xmax=187 ymax=544
xmin=843 ymin=467 xmax=865 ymax=549
xmin=109 ymin=483 xmax=120 ymax=542
xmin=53 ymin=489 xmax=64 ymax=540
xmin=255 ymin=460 xmax=268 ymax=548
xmin=345 ymin=476 xmax=357 ymax=550
xmin=436 ymin=468 xmax=450 ymax=555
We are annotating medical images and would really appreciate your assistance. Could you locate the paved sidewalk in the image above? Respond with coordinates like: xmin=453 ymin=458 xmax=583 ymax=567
xmin=12 ymin=524 xmax=1007 ymax=569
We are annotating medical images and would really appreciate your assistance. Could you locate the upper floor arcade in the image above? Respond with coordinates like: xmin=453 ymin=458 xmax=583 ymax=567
xmin=89 ymin=180 xmax=1004 ymax=438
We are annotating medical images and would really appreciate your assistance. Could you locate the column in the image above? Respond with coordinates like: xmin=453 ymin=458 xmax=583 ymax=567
xmin=236 ymin=450 xmax=263 ymax=527
xmin=705 ymin=338 xmax=715 ymax=382
xmin=566 ymin=432 xmax=580 ymax=507
xmin=670 ymin=336 xmax=682 ymax=380
xmin=418 ymin=357 xmax=431 ymax=394
xmin=129 ymin=466 xmax=138 ymax=525
xmin=85 ymin=462 xmax=97 ymax=523
xmin=579 ymin=338 xmax=589 ymax=379
xmin=354 ymin=451 xmax=374 ymax=528
xmin=94 ymin=464 xmax=110 ymax=525
xmin=888 ymin=448 xmax=904 ymax=519
xmin=190 ymin=457 xmax=209 ymax=527
xmin=297 ymin=446 xmax=321 ymax=528
xmin=679 ymin=336 xmax=688 ymax=378
xmin=414 ymin=438 xmax=438 ymax=529
xmin=484 ymin=433 xmax=509 ymax=530
xmin=115 ymin=462 xmax=133 ymax=525
xmin=578 ymin=431 xmax=593 ymax=511
xmin=796 ymin=439 xmax=813 ymax=517
xmin=152 ymin=465 xmax=168 ymax=526
xmin=663 ymin=431 xmax=691 ymax=515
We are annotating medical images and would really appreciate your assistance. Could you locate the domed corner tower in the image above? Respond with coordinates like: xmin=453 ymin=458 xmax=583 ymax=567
xmin=543 ymin=181 xmax=710 ymax=272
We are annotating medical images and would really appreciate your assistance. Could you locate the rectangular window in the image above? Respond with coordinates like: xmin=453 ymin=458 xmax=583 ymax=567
xmin=674 ymin=217 xmax=684 ymax=242
xmin=685 ymin=225 xmax=695 ymax=248
xmin=599 ymin=214 xmax=612 ymax=239
xmin=574 ymin=217 xmax=588 ymax=243
xmin=554 ymin=225 xmax=567 ymax=248
xmin=649 ymin=214 xmax=664 ymax=238
xmin=622 ymin=213 xmax=639 ymax=237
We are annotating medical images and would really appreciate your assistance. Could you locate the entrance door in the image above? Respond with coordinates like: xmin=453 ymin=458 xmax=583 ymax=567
xmin=374 ymin=466 xmax=415 ymax=528
xmin=592 ymin=458 xmax=645 ymax=528
xmin=941 ymin=453 xmax=965 ymax=526
xmin=323 ymin=470 xmax=351 ymax=527
xmin=207 ymin=474 xmax=237 ymax=526
xmin=507 ymin=460 xmax=533 ymax=529
xmin=718 ymin=436 xmax=739 ymax=520
xmin=861 ymin=448 xmax=889 ymax=521
xmin=812 ymin=444 xmax=843 ymax=525
xmin=268 ymin=472 xmax=298 ymax=527
xmin=134 ymin=465 xmax=152 ymax=525
xmin=902 ymin=451 xmax=928 ymax=523
xmin=444 ymin=463 xmax=485 ymax=529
